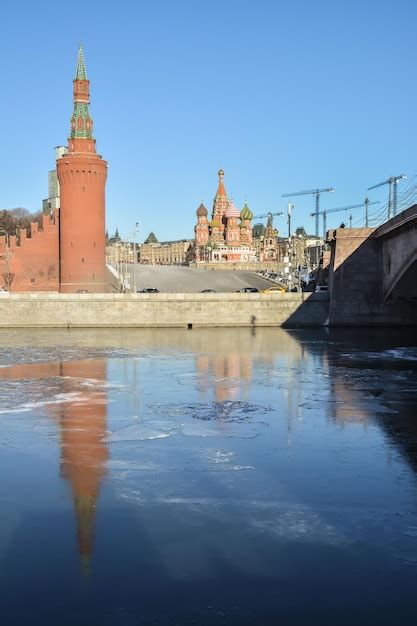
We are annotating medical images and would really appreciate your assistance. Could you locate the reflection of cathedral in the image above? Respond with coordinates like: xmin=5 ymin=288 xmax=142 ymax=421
xmin=196 ymin=352 xmax=252 ymax=401
xmin=194 ymin=169 xmax=256 ymax=263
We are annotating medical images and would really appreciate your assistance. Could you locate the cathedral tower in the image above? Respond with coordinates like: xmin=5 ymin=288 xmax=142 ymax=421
xmin=57 ymin=44 xmax=108 ymax=293
xmin=212 ymin=169 xmax=229 ymax=230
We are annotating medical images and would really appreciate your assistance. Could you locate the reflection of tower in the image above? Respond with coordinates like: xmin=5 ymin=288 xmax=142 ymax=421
xmin=0 ymin=359 xmax=108 ymax=573
xmin=58 ymin=360 xmax=108 ymax=574
xmin=57 ymin=44 xmax=108 ymax=293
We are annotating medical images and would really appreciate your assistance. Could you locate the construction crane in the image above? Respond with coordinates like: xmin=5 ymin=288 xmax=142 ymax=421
xmin=252 ymin=211 xmax=283 ymax=220
xmin=368 ymin=174 xmax=406 ymax=220
xmin=311 ymin=198 xmax=380 ymax=238
xmin=282 ymin=188 xmax=335 ymax=237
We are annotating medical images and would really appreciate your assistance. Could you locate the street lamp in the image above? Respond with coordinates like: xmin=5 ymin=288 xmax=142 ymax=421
xmin=133 ymin=222 xmax=139 ymax=293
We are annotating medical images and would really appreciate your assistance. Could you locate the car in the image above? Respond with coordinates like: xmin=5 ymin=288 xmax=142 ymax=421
xmin=236 ymin=287 xmax=259 ymax=293
xmin=260 ymin=286 xmax=286 ymax=294
xmin=314 ymin=285 xmax=328 ymax=293
xmin=137 ymin=287 xmax=160 ymax=293
xmin=200 ymin=289 xmax=216 ymax=293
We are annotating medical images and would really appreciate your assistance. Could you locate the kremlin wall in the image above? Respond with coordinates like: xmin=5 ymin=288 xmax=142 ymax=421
xmin=0 ymin=45 xmax=108 ymax=294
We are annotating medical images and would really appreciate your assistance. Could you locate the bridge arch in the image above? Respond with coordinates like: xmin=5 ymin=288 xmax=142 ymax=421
xmin=385 ymin=247 xmax=417 ymax=301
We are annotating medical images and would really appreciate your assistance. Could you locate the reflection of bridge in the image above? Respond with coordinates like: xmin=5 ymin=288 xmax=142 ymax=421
xmin=327 ymin=205 xmax=417 ymax=325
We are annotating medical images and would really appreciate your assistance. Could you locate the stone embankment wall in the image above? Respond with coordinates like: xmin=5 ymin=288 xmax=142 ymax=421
xmin=0 ymin=292 xmax=329 ymax=328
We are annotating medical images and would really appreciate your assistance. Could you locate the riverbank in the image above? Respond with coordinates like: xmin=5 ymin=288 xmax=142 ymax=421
xmin=0 ymin=292 xmax=329 ymax=328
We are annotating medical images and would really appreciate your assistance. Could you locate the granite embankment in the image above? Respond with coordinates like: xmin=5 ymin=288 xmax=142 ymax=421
xmin=0 ymin=292 xmax=329 ymax=328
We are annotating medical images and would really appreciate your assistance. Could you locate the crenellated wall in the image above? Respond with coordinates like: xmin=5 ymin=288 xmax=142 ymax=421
xmin=0 ymin=210 xmax=59 ymax=292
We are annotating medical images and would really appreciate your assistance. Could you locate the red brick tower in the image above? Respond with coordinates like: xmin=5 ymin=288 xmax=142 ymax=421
xmin=57 ymin=44 xmax=108 ymax=293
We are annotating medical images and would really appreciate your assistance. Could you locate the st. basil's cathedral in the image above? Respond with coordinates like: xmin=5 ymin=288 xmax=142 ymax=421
xmin=194 ymin=169 xmax=257 ymax=263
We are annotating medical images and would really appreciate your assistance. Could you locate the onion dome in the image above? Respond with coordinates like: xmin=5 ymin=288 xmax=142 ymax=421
xmin=196 ymin=203 xmax=208 ymax=217
xmin=240 ymin=202 xmax=253 ymax=220
xmin=225 ymin=199 xmax=240 ymax=219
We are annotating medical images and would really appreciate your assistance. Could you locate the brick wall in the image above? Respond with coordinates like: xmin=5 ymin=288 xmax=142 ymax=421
xmin=0 ymin=211 xmax=59 ymax=292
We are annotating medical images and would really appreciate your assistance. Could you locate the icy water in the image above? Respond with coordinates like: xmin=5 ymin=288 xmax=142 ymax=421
xmin=1 ymin=328 xmax=417 ymax=626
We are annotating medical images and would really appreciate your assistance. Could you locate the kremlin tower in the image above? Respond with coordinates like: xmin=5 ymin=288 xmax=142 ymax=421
xmin=57 ymin=45 xmax=108 ymax=293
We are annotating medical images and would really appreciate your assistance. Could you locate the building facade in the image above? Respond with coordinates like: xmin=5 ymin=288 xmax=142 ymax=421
xmin=42 ymin=146 xmax=67 ymax=215
xmin=139 ymin=232 xmax=193 ymax=265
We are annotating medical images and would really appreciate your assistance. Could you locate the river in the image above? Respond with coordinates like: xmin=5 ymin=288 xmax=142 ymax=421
xmin=0 ymin=327 xmax=417 ymax=625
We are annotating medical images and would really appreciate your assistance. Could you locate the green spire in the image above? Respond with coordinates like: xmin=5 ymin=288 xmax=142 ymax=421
xmin=71 ymin=102 xmax=93 ymax=138
xmin=75 ymin=43 xmax=87 ymax=80
xmin=71 ymin=43 xmax=93 ymax=140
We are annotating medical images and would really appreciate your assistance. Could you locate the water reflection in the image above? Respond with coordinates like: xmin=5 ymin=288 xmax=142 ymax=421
xmin=0 ymin=360 xmax=108 ymax=573
xmin=1 ymin=328 xmax=417 ymax=624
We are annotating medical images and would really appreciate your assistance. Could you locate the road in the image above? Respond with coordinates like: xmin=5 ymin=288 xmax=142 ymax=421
xmin=122 ymin=264 xmax=275 ymax=292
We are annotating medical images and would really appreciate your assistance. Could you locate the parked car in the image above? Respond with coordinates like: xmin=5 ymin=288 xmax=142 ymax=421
xmin=260 ymin=286 xmax=285 ymax=294
xmin=236 ymin=287 xmax=259 ymax=293
xmin=200 ymin=289 xmax=216 ymax=293
xmin=76 ymin=289 xmax=89 ymax=293
xmin=314 ymin=285 xmax=328 ymax=293
xmin=137 ymin=288 xmax=160 ymax=293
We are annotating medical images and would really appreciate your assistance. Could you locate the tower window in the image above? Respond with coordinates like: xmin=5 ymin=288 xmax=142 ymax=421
xmin=81 ymin=258 xmax=85 ymax=263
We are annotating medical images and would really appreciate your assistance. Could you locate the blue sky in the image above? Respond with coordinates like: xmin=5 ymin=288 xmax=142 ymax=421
xmin=1 ymin=0 xmax=416 ymax=240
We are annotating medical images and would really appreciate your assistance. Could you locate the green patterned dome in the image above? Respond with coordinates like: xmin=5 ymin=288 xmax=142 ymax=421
xmin=210 ymin=219 xmax=221 ymax=228
xmin=240 ymin=202 xmax=253 ymax=221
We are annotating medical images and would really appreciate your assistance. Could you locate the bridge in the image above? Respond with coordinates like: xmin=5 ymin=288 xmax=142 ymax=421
xmin=327 ymin=204 xmax=417 ymax=325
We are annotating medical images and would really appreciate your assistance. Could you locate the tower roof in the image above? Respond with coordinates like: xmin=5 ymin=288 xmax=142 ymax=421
xmin=145 ymin=232 xmax=158 ymax=244
xmin=196 ymin=203 xmax=208 ymax=217
xmin=215 ymin=168 xmax=227 ymax=198
xmin=240 ymin=202 xmax=253 ymax=221
xmin=75 ymin=43 xmax=88 ymax=80
xmin=225 ymin=199 xmax=240 ymax=219
xmin=70 ymin=43 xmax=94 ymax=144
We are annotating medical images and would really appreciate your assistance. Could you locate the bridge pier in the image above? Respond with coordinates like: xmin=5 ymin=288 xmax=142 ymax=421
xmin=327 ymin=205 xmax=417 ymax=326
